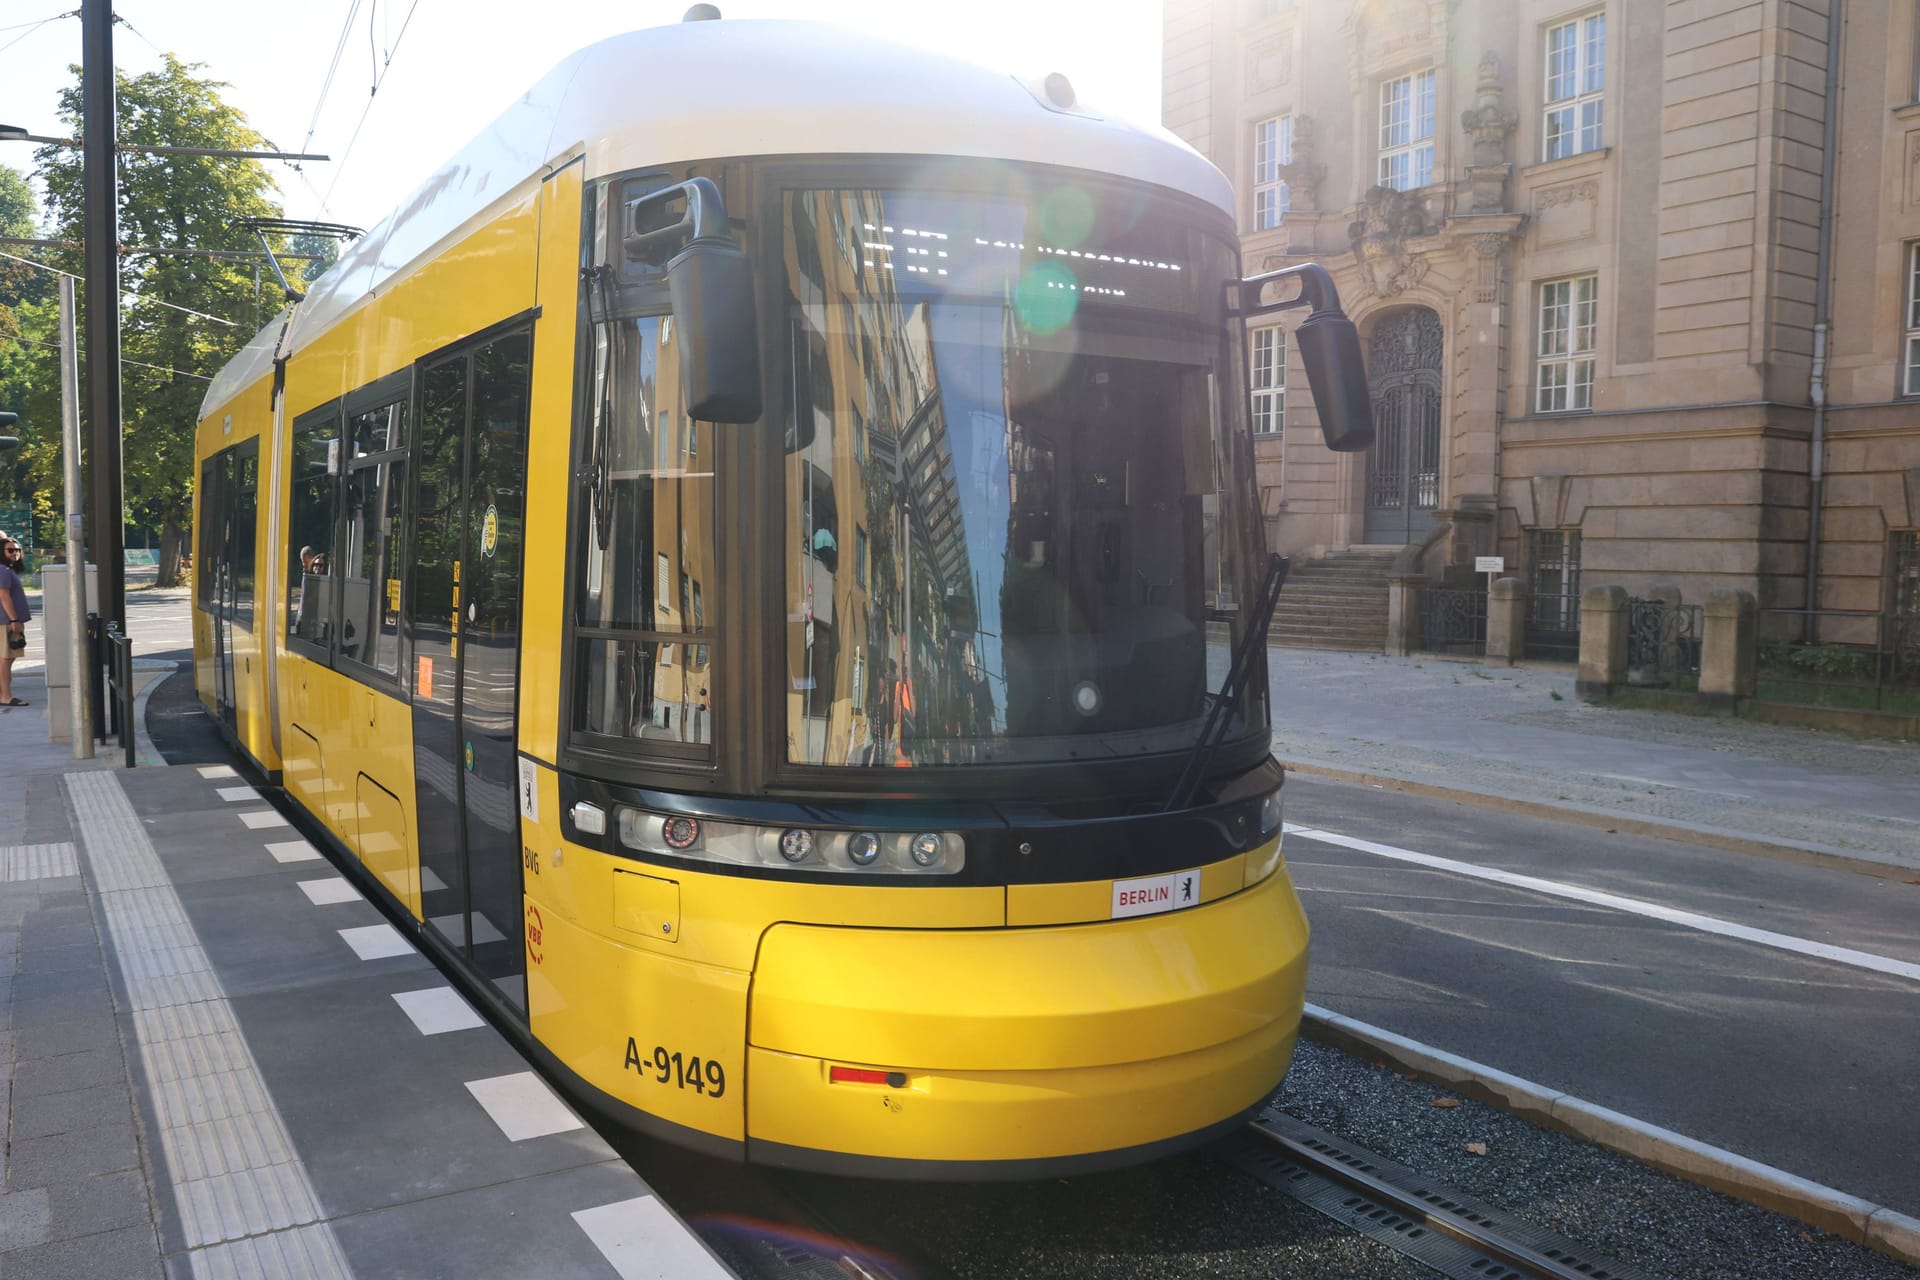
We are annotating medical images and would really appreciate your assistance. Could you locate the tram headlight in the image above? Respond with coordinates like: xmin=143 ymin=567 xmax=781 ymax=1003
xmin=1259 ymin=789 xmax=1284 ymax=839
xmin=616 ymin=808 xmax=963 ymax=875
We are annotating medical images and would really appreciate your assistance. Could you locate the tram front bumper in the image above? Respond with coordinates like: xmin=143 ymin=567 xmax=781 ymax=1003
xmin=743 ymin=869 xmax=1309 ymax=1175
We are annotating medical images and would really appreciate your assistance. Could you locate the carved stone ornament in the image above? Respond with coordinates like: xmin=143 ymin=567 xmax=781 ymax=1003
xmin=1273 ymin=114 xmax=1326 ymax=208
xmin=1459 ymin=52 xmax=1518 ymax=169
xmin=1246 ymin=38 xmax=1291 ymax=92
xmin=1347 ymin=186 xmax=1430 ymax=298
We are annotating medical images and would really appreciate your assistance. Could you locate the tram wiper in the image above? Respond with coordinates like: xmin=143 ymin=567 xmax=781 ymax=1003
xmin=583 ymin=265 xmax=617 ymax=548
xmin=1164 ymin=552 xmax=1289 ymax=812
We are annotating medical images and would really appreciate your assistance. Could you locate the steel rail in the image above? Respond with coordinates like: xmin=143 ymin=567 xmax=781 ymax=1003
xmin=1244 ymin=1113 xmax=1651 ymax=1280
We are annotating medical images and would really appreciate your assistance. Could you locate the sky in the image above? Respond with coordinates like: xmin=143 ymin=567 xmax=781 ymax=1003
xmin=0 ymin=0 xmax=1166 ymax=234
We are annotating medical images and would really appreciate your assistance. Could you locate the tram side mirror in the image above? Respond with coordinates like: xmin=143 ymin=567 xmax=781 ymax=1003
xmin=626 ymin=178 xmax=764 ymax=424
xmin=1238 ymin=263 xmax=1373 ymax=453
xmin=1295 ymin=309 xmax=1373 ymax=453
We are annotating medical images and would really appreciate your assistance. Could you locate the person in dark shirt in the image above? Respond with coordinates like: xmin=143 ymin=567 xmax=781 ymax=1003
xmin=0 ymin=534 xmax=29 ymax=707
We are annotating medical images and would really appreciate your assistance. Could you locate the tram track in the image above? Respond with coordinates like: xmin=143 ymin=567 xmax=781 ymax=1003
xmin=1221 ymin=1109 xmax=1658 ymax=1280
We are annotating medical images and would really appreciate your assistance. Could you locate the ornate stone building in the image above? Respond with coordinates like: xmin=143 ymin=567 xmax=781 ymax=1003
xmin=1164 ymin=0 xmax=1920 ymax=636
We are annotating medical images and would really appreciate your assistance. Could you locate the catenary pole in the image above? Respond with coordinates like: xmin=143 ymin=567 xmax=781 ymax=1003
xmin=81 ymin=0 xmax=125 ymax=633
xmin=59 ymin=276 xmax=93 ymax=760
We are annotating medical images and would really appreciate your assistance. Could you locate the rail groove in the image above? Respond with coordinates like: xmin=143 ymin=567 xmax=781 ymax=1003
xmin=1224 ymin=1109 xmax=1658 ymax=1280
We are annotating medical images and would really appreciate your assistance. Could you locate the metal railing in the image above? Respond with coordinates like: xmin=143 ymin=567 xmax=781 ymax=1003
xmin=1626 ymin=597 xmax=1702 ymax=687
xmin=1524 ymin=591 xmax=1582 ymax=661
xmin=1420 ymin=586 xmax=1486 ymax=656
xmin=1756 ymin=608 xmax=1920 ymax=713
xmin=105 ymin=622 xmax=134 ymax=768
xmin=85 ymin=613 xmax=136 ymax=767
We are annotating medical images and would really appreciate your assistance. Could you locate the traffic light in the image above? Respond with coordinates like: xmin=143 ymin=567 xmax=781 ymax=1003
xmin=0 ymin=411 xmax=16 ymax=450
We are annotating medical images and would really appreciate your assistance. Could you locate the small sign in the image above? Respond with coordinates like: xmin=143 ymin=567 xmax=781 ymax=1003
xmin=517 ymin=757 xmax=539 ymax=823
xmin=1112 ymin=868 xmax=1203 ymax=919
xmin=415 ymin=655 xmax=434 ymax=699
xmin=1475 ymin=556 xmax=1506 ymax=575
xmin=480 ymin=504 xmax=499 ymax=557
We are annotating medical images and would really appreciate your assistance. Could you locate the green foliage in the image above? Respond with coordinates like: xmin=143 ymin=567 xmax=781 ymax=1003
xmin=27 ymin=55 xmax=289 ymax=583
xmin=1757 ymin=641 xmax=1875 ymax=680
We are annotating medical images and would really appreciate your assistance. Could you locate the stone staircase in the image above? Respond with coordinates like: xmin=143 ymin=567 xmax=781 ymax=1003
xmin=1267 ymin=549 xmax=1397 ymax=651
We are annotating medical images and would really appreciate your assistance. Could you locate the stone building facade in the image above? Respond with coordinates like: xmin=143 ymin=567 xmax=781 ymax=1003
xmin=1163 ymin=0 xmax=1920 ymax=635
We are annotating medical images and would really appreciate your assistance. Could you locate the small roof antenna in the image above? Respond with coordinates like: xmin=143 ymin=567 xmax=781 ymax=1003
xmin=684 ymin=4 xmax=722 ymax=20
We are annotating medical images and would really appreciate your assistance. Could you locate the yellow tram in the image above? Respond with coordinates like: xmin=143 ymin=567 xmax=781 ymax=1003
xmin=193 ymin=13 xmax=1372 ymax=1176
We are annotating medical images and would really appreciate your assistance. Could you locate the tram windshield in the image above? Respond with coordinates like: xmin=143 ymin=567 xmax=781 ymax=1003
xmin=782 ymin=182 xmax=1261 ymax=769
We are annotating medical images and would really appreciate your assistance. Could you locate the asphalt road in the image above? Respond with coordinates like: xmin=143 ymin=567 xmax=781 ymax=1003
xmin=1283 ymin=771 xmax=1920 ymax=1218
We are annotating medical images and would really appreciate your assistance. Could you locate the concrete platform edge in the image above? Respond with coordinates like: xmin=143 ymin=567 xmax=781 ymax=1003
xmin=1299 ymin=1002 xmax=1920 ymax=1269
xmin=1276 ymin=757 xmax=1913 ymax=879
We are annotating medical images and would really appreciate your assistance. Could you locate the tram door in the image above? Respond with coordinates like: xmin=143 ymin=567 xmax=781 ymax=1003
xmin=408 ymin=330 xmax=533 ymax=1013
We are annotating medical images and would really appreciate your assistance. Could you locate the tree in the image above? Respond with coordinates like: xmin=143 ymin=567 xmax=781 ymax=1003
xmin=35 ymin=56 xmax=287 ymax=587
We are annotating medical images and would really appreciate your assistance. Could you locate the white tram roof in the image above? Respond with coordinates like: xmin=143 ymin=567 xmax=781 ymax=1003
xmin=203 ymin=18 xmax=1231 ymax=420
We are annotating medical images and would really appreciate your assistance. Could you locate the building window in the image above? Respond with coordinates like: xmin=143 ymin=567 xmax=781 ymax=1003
xmin=1378 ymin=70 xmax=1436 ymax=191
xmin=1536 ymin=275 xmax=1597 ymax=413
xmin=1544 ymin=13 xmax=1606 ymax=160
xmin=1253 ymin=115 xmax=1292 ymax=230
xmin=1250 ymin=326 xmax=1285 ymax=437
xmin=1905 ymin=243 xmax=1920 ymax=396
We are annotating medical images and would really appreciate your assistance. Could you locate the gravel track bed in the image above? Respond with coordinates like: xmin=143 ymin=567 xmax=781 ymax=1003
xmin=1275 ymin=1039 xmax=1920 ymax=1280
xmin=772 ymin=1036 xmax=1918 ymax=1280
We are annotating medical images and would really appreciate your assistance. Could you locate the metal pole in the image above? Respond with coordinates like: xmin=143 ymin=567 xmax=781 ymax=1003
xmin=59 ymin=276 xmax=93 ymax=760
xmin=82 ymin=0 xmax=125 ymax=635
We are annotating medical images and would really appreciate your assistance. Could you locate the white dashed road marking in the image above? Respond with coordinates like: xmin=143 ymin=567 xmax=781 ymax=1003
xmin=465 ymin=1071 xmax=585 ymax=1142
xmin=266 ymin=840 xmax=323 ymax=864
xmin=391 ymin=987 xmax=485 ymax=1036
xmin=240 ymin=810 xmax=289 ymax=830
xmin=573 ymin=1196 xmax=734 ymax=1279
xmin=296 ymin=878 xmax=361 ymax=906
xmin=197 ymin=765 xmax=238 ymax=779
xmin=216 ymin=785 xmax=260 ymax=803
xmin=1285 ymin=822 xmax=1920 ymax=985
xmin=338 ymin=923 xmax=414 ymax=961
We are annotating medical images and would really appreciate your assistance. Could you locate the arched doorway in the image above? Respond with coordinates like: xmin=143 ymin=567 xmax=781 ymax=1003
xmin=1363 ymin=307 xmax=1444 ymax=545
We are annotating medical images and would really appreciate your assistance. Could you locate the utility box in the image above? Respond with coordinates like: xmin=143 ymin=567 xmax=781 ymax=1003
xmin=42 ymin=563 xmax=98 ymax=743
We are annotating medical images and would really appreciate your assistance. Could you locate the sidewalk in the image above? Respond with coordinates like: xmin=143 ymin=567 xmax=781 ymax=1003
xmin=1267 ymin=649 xmax=1920 ymax=874
xmin=0 ymin=678 xmax=734 ymax=1277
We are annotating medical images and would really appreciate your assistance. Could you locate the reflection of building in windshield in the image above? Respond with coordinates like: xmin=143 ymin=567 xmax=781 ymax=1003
xmin=786 ymin=191 xmax=999 ymax=767
xmin=784 ymin=186 xmax=1239 ymax=768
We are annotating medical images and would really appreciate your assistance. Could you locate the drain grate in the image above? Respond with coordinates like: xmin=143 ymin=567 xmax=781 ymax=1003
xmin=1219 ymin=1111 xmax=1659 ymax=1280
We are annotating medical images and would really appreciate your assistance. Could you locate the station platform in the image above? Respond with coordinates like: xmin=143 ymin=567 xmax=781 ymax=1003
xmin=1 ymin=755 xmax=736 ymax=1280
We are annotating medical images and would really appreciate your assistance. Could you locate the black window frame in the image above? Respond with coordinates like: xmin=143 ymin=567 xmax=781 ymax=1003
xmin=286 ymin=398 xmax=344 ymax=665
xmin=335 ymin=369 xmax=414 ymax=695
xmin=557 ymin=170 xmax=732 ymax=783
xmin=753 ymin=156 xmax=1265 ymax=803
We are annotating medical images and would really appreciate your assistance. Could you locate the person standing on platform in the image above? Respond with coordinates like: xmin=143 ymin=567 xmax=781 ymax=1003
xmin=0 ymin=534 xmax=30 ymax=706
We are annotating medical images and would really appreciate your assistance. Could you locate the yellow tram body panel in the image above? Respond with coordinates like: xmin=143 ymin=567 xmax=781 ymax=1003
xmin=523 ymin=820 xmax=1306 ymax=1164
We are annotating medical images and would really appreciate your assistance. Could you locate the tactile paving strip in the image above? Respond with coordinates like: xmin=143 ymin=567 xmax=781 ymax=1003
xmin=1 ymin=842 xmax=79 ymax=880
xmin=67 ymin=771 xmax=354 ymax=1279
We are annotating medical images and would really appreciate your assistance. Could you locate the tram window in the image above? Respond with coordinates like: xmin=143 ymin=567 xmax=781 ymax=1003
xmin=287 ymin=408 xmax=341 ymax=652
xmin=338 ymin=396 xmax=409 ymax=675
xmin=196 ymin=458 xmax=220 ymax=611
xmin=570 ymin=312 xmax=716 ymax=750
xmin=231 ymin=447 xmax=257 ymax=628
xmin=780 ymin=186 xmax=1250 ymax=768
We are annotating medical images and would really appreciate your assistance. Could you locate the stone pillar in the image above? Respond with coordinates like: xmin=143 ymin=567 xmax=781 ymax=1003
xmin=1386 ymin=574 xmax=1426 ymax=657
xmin=1576 ymin=585 xmax=1628 ymax=702
xmin=1485 ymin=577 xmax=1526 ymax=664
xmin=1697 ymin=588 xmax=1758 ymax=710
